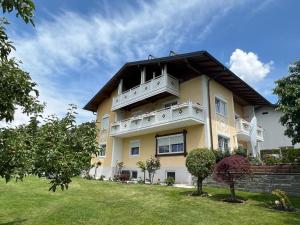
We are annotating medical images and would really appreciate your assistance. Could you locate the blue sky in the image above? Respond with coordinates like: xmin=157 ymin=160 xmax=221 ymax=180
xmin=4 ymin=0 xmax=300 ymax=125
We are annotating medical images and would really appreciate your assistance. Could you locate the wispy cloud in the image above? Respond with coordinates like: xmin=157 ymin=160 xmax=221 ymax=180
xmin=5 ymin=0 xmax=251 ymax=126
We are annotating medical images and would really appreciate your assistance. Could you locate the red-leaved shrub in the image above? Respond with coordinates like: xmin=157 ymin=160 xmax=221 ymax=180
xmin=213 ymin=155 xmax=251 ymax=202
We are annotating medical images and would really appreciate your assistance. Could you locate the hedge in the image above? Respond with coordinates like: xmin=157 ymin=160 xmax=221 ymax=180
xmin=260 ymin=148 xmax=300 ymax=164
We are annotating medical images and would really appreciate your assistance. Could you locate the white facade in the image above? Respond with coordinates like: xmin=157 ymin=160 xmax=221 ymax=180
xmin=255 ymin=106 xmax=300 ymax=149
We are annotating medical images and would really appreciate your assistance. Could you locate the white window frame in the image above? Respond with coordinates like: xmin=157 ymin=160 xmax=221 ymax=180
xmin=157 ymin=134 xmax=184 ymax=155
xmin=218 ymin=135 xmax=230 ymax=152
xmin=99 ymin=144 xmax=106 ymax=158
xmin=101 ymin=114 xmax=110 ymax=130
xmin=129 ymin=140 xmax=140 ymax=157
xmin=215 ymin=97 xmax=227 ymax=117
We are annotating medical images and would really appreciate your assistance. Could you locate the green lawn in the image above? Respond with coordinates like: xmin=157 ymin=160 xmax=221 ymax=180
xmin=0 ymin=177 xmax=299 ymax=225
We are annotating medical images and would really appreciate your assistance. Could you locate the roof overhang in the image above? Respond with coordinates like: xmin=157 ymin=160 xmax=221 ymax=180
xmin=84 ymin=51 xmax=272 ymax=112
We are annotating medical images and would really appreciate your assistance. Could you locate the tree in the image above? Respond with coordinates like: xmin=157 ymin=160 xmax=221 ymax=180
xmin=0 ymin=105 xmax=99 ymax=191
xmin=145 ymin=157 xmax=160 ymax=184
xmin=0 ymin=0 xmax=43 ymax=122
xmin=213 ymin=155 xmax=251 ymax=202
xmin=32 ymin=105 xmax=99 ymax=191
xmin=136 ymin=161 xmax=146 ymax=183
xmin=0 ymin=119 xmax=35 ymax=182
xmin=185 ymin=148 xmax=215 ymax=195
xmin=273 ymin=60 xmax=300 ymax=145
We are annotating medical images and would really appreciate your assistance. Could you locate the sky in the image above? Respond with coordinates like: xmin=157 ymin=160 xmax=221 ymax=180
xmin=2 ymin=0 xmax=300 ymax=126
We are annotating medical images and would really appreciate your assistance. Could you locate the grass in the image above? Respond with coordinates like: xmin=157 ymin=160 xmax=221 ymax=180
xmin=0 ymin=177 xmax=300 ymax=225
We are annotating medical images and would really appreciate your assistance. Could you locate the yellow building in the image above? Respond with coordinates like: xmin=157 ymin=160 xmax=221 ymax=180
xmin=84 ymin=51 xmax=270 ymax=183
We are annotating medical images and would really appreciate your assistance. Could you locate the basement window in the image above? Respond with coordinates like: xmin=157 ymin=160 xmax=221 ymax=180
xmin=166 ymin=171 xmax=176 ymax=180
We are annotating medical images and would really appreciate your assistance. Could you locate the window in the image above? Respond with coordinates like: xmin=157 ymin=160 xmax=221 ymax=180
xmin=166 ymin=171 xmax=175 ymax=180
xmin=99 ymin=144 xmax=106 ymax=157
xmin=130 ymin=140 xmax=140 ymax=156
xmin=157 ymin=134 xmax=184 ymax=155
xmin=101 ymin=115 xmax=109 ymax=130
xmin=215 ymin=97 xmax=227 ymax=116
xmin=218 ymin=135 xmax=230 ymax=152
xmin=131 ymin=171 xmax=138 ymax=179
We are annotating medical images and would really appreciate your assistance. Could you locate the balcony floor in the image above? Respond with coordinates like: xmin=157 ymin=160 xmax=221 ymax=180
xmin=111 ymin=118 xmax=204 ymax=138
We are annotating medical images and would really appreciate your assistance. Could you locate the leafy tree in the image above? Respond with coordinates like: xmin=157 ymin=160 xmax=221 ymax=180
xmin=32 ymin=105 xmax=99 ymax=191
xmin=145 ymin=156 xmax=160 ymax=184
xmin=136 ymin=161 xmax=146 ymax=183
xmin=274 ymin=61 xmax=300 ymax=145
xmin=213 ymin=155 xmax=251 ymax=202
xmin=0 ymin=0 xmax=43 ymax=122
xmin=185 ymin=148 xmax=215 ymax=195
xmin=0 ymin=105 xmax=99 ymax=191
xmin=0 ymin=119 xmax=35 ymax=182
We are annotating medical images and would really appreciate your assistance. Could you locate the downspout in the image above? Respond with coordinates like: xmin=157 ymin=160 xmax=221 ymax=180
xmin=185 ymin=59 xmax=217 ymax=150
xmin=207 ymin=78 xmax=214 ymax=150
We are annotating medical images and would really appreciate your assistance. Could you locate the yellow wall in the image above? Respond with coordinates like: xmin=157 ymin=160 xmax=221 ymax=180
xmin=121 ymin=125 xmax=205 ymax=167
xmin=178 ymin=77 xmax=203 ymax=104
xmin=91 ymin=90 xmax=117 ymax=167
xmin=209 ymin=80 xmax=238 ymax=150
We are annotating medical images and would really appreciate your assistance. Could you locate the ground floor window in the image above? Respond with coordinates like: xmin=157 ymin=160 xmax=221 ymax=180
xmin=99 ymin=144 xmax=106 ymax=157
xmin=218 ymin=135 xmax=230 ymax=152
xmin=130 ymin=140 xmax=140 ymax=156
xmin=131 ymin=171 xmax=138 ymax=179
xmin=157 ymin=134 xmax=184 ymax=155
xmin=166 ymin=171 xmax=176 ymax=180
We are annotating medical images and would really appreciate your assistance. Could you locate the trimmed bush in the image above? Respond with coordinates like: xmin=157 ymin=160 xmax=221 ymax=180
xmin=186 ymin=148 xmax=215 ymax=195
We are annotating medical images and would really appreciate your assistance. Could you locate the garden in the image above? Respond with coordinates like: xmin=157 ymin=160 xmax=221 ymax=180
xmin=0 ymin=176 xmax=300 ymax=225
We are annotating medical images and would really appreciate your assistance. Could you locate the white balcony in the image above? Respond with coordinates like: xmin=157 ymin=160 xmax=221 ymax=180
xmin=110 ymin=102 xmax=205 ymax=137
xmin=112 ymin=74 xmax=179 ymax=111
xmin=235 ymin=118 xmax=264 ymax=142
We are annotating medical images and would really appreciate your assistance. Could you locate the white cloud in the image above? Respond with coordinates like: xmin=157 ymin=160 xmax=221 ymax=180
xmin=229 ymin=49 xmax=273 ymax=84
xmin=3 ymin=0 xmax=249 ymax=126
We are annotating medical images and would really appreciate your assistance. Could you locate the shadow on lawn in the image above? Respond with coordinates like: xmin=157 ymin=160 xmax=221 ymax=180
xmin=0 ymin=219 xmax=27 ymax=225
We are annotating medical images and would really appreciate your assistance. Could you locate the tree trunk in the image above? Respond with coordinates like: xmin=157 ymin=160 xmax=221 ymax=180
xmin=143 ymin=172 xmax=145 ymax=184
xmin=197 ymin=177 xmax=203 ymax=195
xmin=229 ymin=182 xmax=236 ymax=201
xmin=148 ymin=171 xmax=152 ymax=183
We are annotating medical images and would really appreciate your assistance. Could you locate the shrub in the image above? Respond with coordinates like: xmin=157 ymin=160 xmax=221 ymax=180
xmin=248 ymin=155 xmax=263 ymax=166
xmin=262 ymin=154 xmax=282 ymax=165
xmin=212 ymin=149 xmax=230 ymax=163
xmin=119 ymin=172 xmax=130 ymax=182
xmin=186 ymin=148 xmax=215 ymax=195
xmin=281 ymin=148 xmax=300 ymax=164
xmin=136 ymin=161 xmax=146 ymax=183
xmin=165 ymin=177 xmax=175 ymax=186
xmin=235 ymin=147 xmax=247 ymax=157
xmin=99 ymin=175 xmax=105 ymax=181
xmin=213 ymin=155 xmax=251 ymax=202
xmin=145 ymin=157 xmax=161 ymax=184
xmin=272 ymin=189 xmax=294 ymax=211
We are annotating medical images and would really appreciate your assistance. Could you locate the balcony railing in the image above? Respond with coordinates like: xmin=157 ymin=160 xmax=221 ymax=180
xmin=110 ymin=102 xmax=205 ymax=137
xmin=235 ymin=118 xmax=264 ymax=141
xmin=112 ymin=74 xmax=179 ymax=111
